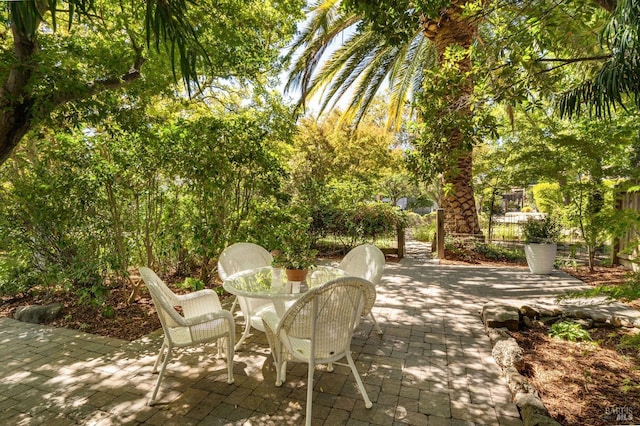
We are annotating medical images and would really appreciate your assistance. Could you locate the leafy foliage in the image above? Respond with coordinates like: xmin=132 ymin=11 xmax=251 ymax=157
xmin=549 ymin=321 xmax=592 ymax=342
xmin=285 ymin=1 xmax=435 ymax=130
xmin=565 ymin=272 xmax=640 ymax=303
xmin=559 ymin=0 xmax=640 ymax=118
xmin=0 ymin=0 xmax=304 ymax=165
xmin=178 ymin=277 xmax=205 ymax=292
xmin=521 ymin=216 xmax=561 ymax=244
xmin=475 ymin=243 xmax=526 ymax=263
xmin=532 ymin=183 xmax=562 ymax=214
xmin=270 ymin=207 xmax=318 ymax=271
xmin=0 ymin=91 xmax=298 ymax=294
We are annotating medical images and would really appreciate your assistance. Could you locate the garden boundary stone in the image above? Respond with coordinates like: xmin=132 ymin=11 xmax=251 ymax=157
xmin=482 ymin=303 xmax=562 ymax=426
xmin=14 ymin=303 xmax=63 ymax=324
xmin=482 ymin=302 xmax=520 ymax=331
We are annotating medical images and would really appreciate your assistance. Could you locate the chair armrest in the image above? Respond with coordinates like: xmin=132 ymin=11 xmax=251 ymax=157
xmin=179 ymin=290 xmax=223 ymax=317
xmin=176 ymin=288 xmax=218 ymax=302
xmin=182 ymin=309 xmax=234 ymax=327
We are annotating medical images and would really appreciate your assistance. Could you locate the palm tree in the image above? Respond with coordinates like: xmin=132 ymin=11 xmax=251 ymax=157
xmin=286 ymin=0 xmax=485 ymax=236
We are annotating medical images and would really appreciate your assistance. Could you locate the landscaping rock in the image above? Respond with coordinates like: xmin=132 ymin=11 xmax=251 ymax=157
xmin=590 ymin=312 xmax=608 ymax=324
xmin=520 ymin=305 xmax=539 ymax=318
xmin=516 ymin=393 xmax=562 ymax=426
xmin=504 ymin=366 xmax=531 ymax=394
xmin=570 ymin=318 xmax=594 ymax=329
xmin=564 ymin=308 xmax=591 ymax=320
xmin=492 ymin=339 xmax=524 ymax=370
xmin=522 ymin=316 xmax=534 ymax=328
xmin=483 ymin=303 xmax=520 ymax=331
xmin=14 ymin=303 xmax=63 ymax=324
xmin=486 ymin=327 xmax=511 ymax=344
xmin=535 ymin=305 xmax=564 ymax=317
xmin=541 ymin=316 xmax=561 ymax=325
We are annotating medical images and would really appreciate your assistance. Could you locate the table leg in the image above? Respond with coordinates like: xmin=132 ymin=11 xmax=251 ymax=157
xmin=234 ymin=298 xmax=254 ymax=350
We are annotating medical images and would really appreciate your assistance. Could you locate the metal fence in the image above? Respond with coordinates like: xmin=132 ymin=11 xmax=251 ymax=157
xmin=482 ymin=213 xmax=595 ymax=263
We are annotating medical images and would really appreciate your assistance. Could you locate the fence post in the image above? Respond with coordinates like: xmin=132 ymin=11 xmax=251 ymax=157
xmin=397 ymin=224 xmax=405 ymax=260
xmin=611 ymin=189 xmax=624 ymax=266
xmin=436 ymin=208 xmax=445 ymax=259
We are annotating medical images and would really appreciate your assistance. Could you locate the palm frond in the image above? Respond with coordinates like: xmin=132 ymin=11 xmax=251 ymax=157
xmin=9 ymin=0 xmax=94 ymax=39
xmin=387 ymin=33 xmax=435 ymax=128
xmin=285 ymin=0 xmax=436 ymax=130
xmin=284 ymin=1 xmax=359 ymax=104
xmin=145 ymin=0 xmax=211 ymax=92
xmin=558 ymin=0 xmax=640 ymax=118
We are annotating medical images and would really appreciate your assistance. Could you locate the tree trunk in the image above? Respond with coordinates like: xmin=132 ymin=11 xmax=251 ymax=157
xmin=0 ymin=26 xmax=38 ymax=165
xmin=421 ymin=1 xmax=483 ymax=237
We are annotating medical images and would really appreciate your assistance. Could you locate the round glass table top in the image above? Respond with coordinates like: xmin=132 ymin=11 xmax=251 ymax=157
xmin=223 ymin=265 xmax=347 ymax=300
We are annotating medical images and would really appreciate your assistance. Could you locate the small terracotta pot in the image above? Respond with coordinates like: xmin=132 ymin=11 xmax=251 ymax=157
xmin=285 ymin=268 xmax=308 ymax=282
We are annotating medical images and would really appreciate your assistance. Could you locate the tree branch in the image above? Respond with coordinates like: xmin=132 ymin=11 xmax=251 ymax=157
xmin=49 ymin=60 xmax=146 ymax=109
xmin=535 ymin=55 xmax=612 ymax=64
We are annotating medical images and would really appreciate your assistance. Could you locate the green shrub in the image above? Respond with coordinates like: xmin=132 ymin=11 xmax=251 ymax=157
xmin=532 ymin=182 xmax=562 ymax=214
xmin=562 ymin=272 xmax=640 ymax=303
xmin=475 ymin=243 xmax=525 ymax=263
xmin=522 ymin=216 xmax=561 ymax=244
xmin=414 ymin=223 xmax=436 ymax=242
xmin=617 ymin=333 xmax=640 ymax=351
xmin=178 ymin=277 xmax=205 ymax=291
xmin=549 ymin=321 xmax=591 ymax=342
xmin=313 ymin=201 xmax=406 ymax=247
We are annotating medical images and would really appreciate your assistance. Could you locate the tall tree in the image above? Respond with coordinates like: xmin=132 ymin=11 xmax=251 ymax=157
xmin=286 ymin=0 xmax=486 ymax=235
xmin=0 ymin=0 xmax=304 ymax=166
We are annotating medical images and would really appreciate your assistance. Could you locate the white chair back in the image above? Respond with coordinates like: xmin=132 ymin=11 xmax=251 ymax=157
xmin=339 ymin=243 xmax=385 ymax=284
xmin=279 ymin=277 xmax=376 ymax=360
xmin=218 ymin=242 xmax=273 ymax=280
xmin=263 ymin=277 xmax=376 ymax=425
xmin=338 ymin=244 xmax=384 ymax=333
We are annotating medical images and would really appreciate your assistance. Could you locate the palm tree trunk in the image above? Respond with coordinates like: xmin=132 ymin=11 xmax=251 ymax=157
xmin=421 ymin=2 xmax=483 ymax=237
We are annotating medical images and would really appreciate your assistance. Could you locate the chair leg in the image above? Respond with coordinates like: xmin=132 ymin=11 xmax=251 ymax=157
xmin=226 ymin=335 xmax=235 ymax=384
xmin=345 ymin=352 xmax=372 ymax=408
xmin=152 ymin=341 xmax=167 ymax=373
xmin=230 ymin=295 xmax=238 ymax=313
xmin=370 ymin=311 xmax=383 ymax=334
xmin=148 ymin=344 xmax=173 ymax=405
xmin=305 ymin=360 xmax=315 ymax=426
xmin=275 ymin=357 xmax=287 ymax=387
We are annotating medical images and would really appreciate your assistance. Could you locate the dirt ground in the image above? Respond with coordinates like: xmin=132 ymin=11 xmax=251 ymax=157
xmin=513 ymin=265 xmax=640 ymax=426
xmin=1 ymin=260 xmax=639 ymax=425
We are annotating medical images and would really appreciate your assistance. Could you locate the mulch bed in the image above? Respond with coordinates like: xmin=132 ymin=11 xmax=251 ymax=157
xmin=512 ymin=324 xmax=640 ymax=426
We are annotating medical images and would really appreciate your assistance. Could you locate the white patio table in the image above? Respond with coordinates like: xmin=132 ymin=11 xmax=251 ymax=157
xmin=223 ymin=265 xmax=347 ymax=349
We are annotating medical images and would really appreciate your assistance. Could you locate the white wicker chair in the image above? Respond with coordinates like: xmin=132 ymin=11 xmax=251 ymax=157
xmin=139 ymin=267 xmax=235 ymax=405
xmin=218 ymin=243 xmax=274 ymax=346
xmin=262 ymin=277 xmax=376 ymax=426
xmin=339 ymin=243 xmax=385 ymax=334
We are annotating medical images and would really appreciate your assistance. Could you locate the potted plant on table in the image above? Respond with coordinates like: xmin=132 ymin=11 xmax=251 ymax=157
xmin=272 ymin=213 xmax=318 ymax=282
xmin=521 ymin=215 xmax=561 ymax=274
xmin=273 ymin=246 xmax=317 ymax=281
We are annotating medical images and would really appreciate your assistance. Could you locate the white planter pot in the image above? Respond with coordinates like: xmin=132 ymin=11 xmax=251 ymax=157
xmin=524 ymin=243 xmax=557 ymax=274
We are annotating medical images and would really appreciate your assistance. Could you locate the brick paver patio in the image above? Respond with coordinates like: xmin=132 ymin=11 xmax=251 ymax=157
xmin=2 ymin=241 xmax=638 ymax=425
